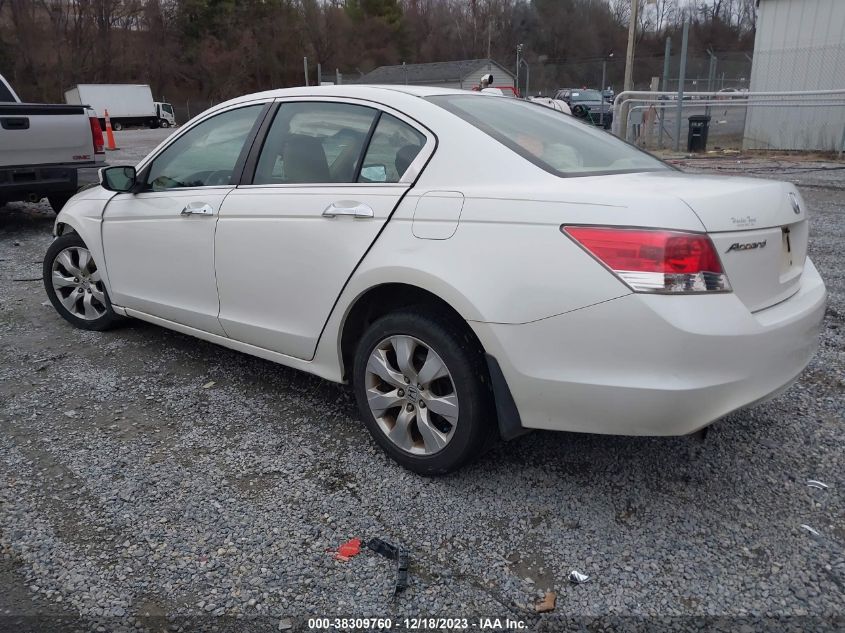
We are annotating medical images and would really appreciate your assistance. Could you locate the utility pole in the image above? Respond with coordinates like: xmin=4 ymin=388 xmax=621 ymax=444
xmin=619 ymin=0 xmax=640 ymax=137
xmin=515 ymin=44 xmax=523 ymax=95
xmin=487 ymin=20 xmax=492 ymax=66
xmin=600 ymin=52 xmax=614 ymax=127
xmin=623 ymin=0 xmax=639 ymax=93
xmin=674 ymin=20 xmax=689 ymax=152
xmin=303 ymin=57 xmax=309 ymax=86
xmin=659 ymin=36 xmax=671 ymax=148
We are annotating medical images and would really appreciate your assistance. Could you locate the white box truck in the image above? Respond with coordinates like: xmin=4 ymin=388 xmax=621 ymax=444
xmin=65 ymin=84 xmax=176 ymax=130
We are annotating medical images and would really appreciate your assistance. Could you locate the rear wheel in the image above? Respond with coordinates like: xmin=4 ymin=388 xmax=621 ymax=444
xmin=43 ymin=233 xmax=120 ymax=331
xmin=353 ymin=309 xmax=495 ymax=474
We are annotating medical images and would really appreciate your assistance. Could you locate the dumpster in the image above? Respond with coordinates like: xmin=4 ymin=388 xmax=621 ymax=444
xmin=687 ymin=115 xmax=711 ymax=152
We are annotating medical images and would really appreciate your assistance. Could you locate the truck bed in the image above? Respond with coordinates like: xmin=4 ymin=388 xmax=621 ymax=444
xmin=0 ymin=102 xmax=100 ymax=168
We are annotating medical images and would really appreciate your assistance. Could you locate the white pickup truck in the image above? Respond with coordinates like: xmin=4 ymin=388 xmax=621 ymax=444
xmin=1 ymin=73 xmax=105 ymax=212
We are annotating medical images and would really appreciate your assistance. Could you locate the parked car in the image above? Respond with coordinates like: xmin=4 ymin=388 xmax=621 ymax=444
xmin=44 ymin=86 xmax=826 ymax=474
xmin=1 ymin=73 xmax=105 ymax=212
xmin=65 ymin=84 xmax=176 ymax=130
xmin=554 ymin=88 xmax=613 ymax=128
xmin=473 ymin=85 xmax=520 ymax=98
xmin=716 ymin=87 xmax=748 ymax=100
xmin=528 ymin=96 xmax=572 ymax=115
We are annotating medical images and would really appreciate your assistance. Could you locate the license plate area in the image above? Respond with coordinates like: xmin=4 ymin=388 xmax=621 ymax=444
xmin=779 ymin=221 xmax=805 ymax=282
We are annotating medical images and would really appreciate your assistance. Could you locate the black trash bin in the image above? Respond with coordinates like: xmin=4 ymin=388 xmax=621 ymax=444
xmin=687 ymin=115 xmax=711 ymax=152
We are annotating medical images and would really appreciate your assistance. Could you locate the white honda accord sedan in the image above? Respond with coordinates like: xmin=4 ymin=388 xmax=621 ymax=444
xmin=44 ymin=85 xmax=826 ymax=474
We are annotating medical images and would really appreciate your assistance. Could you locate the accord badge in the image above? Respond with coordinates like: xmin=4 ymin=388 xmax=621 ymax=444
xmin=726 ymin=240 xmax=766 ymax=253
xmin=789 ymin=192 xmax=801 ymax=214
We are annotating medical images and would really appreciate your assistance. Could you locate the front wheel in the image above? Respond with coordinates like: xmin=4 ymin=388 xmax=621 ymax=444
xmin=43 ymin=233 xmax=120 ymax=331
xmin=353 ymin=309 xmax=495 ymax=474
xmin=159 ymin=120 xmax=170 ymax=128
xmin=111 ymin=121 xmax=123 ymax=131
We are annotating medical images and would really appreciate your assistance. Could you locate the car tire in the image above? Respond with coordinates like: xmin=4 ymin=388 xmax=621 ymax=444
xmin=43 ymin=233 xmax=121 ymax=331
xmin=352 ymin=308 xmax=495 ymax=475
xmin=48 ymin=192 xmax=75 ymax=213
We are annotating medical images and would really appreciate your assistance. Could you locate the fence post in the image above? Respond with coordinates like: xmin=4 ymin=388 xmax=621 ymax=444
xmin=674 ymin=21 xmax=689 ymax=152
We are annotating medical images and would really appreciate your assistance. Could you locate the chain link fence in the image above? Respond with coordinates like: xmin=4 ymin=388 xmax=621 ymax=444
xmin=171 ymin=99 xmax=217 ymax=127
xmin=619 ymin=94 xmax=845 ymax=153
xmin=525 ymin=52 xmax=753 ymax=98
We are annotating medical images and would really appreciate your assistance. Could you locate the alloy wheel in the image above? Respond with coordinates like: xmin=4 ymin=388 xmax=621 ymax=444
xmin=50 ymin=246 xmax=108 ymax=320
xmin=364 ymin=335 xmax=459 ymax=455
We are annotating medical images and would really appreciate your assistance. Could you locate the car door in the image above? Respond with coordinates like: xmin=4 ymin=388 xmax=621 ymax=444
xmin=216 ymin=99 xmax=434 ymax=360
xmin=101 ymin=103 xmax=266 ymax=334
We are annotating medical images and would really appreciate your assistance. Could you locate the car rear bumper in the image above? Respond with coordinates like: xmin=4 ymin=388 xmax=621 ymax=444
xmin=473 ymin=258 xmax=826 ymax=436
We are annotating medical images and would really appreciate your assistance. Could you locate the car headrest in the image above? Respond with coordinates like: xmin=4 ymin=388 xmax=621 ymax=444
xmin=281 ymin=134 xmax=330 ymax=183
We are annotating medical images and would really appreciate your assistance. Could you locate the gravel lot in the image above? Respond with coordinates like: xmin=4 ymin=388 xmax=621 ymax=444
xmin=1 ymin=131 xmax=843 ymax=632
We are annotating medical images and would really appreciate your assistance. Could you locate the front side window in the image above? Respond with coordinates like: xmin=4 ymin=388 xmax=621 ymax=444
xmin=428 ymin=94 xmax=669 ymax=176
xmin=358 ymin=113 xmax=426 ymax=183
xmin=146 ymin=105 xmax=262 ymax=190
xmin=254 ymin=102 xmax=378 ymax=184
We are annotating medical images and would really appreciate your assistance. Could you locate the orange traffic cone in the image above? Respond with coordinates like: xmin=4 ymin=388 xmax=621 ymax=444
xmin=104 ymin=109 xmax=119 ymax=151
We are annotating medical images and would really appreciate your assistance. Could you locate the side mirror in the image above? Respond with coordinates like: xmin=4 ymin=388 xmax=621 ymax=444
xmin=100 ymin=166 xmax=137 ymax=192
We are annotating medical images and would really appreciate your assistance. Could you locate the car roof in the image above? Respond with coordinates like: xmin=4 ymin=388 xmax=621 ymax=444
xmin=220 ymin=84 xmax=469 ymax=109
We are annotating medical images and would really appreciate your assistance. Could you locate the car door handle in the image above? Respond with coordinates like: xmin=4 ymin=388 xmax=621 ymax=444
xmin=322 ymin=201 xmax=374 ymax=219
xmin=181 ymin=203 xmax=215 ymax=216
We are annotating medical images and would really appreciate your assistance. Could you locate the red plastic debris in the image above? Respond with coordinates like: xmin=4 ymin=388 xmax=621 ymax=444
xmin=334 ymin=538 xmax=362 ymax=561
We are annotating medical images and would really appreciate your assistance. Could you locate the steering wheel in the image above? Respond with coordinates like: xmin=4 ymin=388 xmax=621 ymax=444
xmin=205 ymin=170 xmax=232 ymax=186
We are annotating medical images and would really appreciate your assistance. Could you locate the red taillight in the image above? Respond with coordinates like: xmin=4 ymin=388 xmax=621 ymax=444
xmin=563 ymin=226 xmax=731 ymax=293
xmin=89 ymin=116 xmax=104 ymax=154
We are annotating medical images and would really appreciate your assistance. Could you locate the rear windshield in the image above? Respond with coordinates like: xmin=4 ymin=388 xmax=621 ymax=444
xmin=428 ymin=94 xmax=669 ymax=177
xmin=570 ymin=90 xmax=603 ymax=102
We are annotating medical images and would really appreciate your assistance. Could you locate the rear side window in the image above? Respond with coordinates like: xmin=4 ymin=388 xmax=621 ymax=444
xmin=358 ymin=114 xmax=426 ymax=183
xmin=428 ymin=94 xmax=669 ymax=177
xmin=254 ymin=102 xmax=378 ymax=184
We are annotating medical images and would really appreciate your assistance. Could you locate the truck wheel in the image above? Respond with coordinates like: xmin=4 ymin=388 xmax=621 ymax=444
xmin=159 ymin=120 xmax=170 ymax=129
xmin=48 ymin=193 xmax=75 ymax=213
xmin=112 ymin=121 xmax=123 ymax=131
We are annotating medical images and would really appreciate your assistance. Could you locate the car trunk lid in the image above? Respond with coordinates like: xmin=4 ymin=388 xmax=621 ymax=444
xmin=607 ymin=172 xmax=808 ymax=312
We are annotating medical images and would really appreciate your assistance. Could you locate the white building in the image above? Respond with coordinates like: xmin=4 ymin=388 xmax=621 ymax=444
xmin=743 ymin=0 xmax=845 ymax=151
